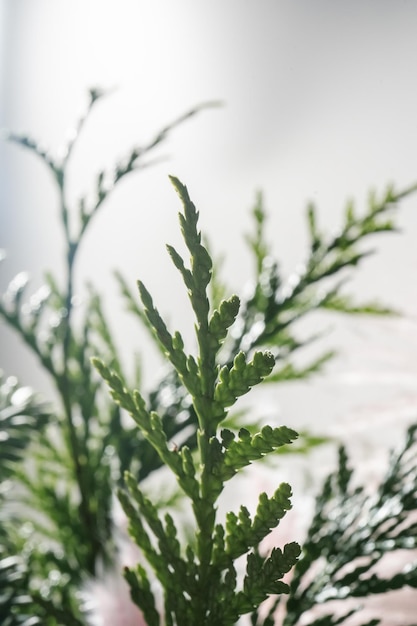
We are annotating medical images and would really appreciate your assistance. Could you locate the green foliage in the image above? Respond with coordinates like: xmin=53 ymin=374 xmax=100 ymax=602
xmin=2 ymin=90 xmax=417 ymax=625
xmin=283 ymin=425 xmax=417 ymax=626
xmin=0 ymin=375 xmax=50 ymax=625
xmin=0 ymin=554 xmax=31 ymax=626
xmin=112 ymin=177 xmax=417 ymax=479
xmin=94 ymin=178 xmax=301 ymax=624
xmin=0 ymin=91 xmax=220 ymax=624
xmin=226 ymin=183 xmax=414 ymax=372
xmin=0 ymin=373 xmax=50 ymax=477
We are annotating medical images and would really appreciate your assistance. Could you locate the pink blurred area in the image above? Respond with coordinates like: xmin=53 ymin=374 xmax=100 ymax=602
xmin=84 ymin=572 xmax=147 ymax=626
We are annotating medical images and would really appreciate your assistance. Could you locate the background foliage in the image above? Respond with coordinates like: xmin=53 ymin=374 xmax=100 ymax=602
xmin=1 ymin=92 xmax=417 ymax=625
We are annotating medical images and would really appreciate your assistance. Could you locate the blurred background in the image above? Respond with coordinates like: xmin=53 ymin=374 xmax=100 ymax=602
xmin=1 ymin=0 xmax=417 ymax=488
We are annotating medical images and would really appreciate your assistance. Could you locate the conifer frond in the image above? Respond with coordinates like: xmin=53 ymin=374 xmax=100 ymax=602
xmin=227 ymin=183 xmax=415 ymax=373
xmin=1 ymin=92 xmax=219 ymax=625
xmin=284 ymin=424 xmax=417 ymax=626
xmin=0 ymin=374 xmax=50 ymax=477
xmin=94 ymin=178 xmax=300 ymax=625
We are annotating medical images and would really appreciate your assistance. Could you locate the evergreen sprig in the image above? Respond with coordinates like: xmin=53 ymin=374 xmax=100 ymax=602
xmin=227 ymin=184 xmax=417 ymax=369
xmin=116 ymin=180 xmax=417 ymax=481
xmin=0 ymin=375 xmax=50 ymax=625
xmin=283 ymin=424 xmax=417 ymax=626
xmin=0 ymin=92 xmax=219 ymax=624
xmin=0 ymin=373 xmax=50 ymax=477
xmin=94 ymin=177 xmax=301 ymax=625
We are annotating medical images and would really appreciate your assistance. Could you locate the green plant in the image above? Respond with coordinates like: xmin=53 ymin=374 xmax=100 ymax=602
xmin=93 ymin=176 xmax=302 ymax=626
xmin=283 ymin=424 xmax=417 ymax=626
xmin=0 ymin=90 xmax=221 ymax=624
xmin=1 ymin=91 xmax=417 ymax=625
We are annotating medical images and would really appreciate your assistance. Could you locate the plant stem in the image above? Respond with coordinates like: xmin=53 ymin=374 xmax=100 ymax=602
xmin=55 ymin=171 xmax=99 ymax=573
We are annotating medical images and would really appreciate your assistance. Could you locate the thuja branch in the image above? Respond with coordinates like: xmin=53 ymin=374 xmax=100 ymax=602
xmin=284 ymin=424 xmax=417 ymax=626
xmin=227 ymin=180 xmax=417 ymax=366
xmin=1 ymin=92 xmax=219 ymax=591
xmin=107 ymin=178 xmax=417 ymax=489
xmin=95 ymin=177 xmax=301 ymax=626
